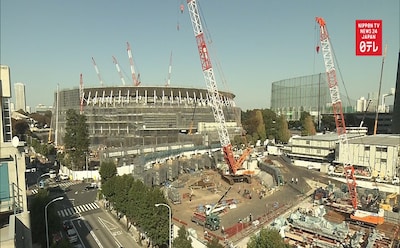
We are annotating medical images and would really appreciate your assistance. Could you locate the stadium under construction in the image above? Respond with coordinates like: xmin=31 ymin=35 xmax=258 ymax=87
xmin=51 ymin=85 xmax=242 ymax=150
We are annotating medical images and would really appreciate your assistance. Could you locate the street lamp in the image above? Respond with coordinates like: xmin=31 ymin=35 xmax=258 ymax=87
xmin=155 ymin=203 xmax=172 ymax=248
xmin=45 ymin=196 xmax=64 ymax=248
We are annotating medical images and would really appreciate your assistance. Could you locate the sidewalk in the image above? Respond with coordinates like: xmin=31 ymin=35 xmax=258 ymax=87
xmin=96 ymin=199 xmax=141 ymax=245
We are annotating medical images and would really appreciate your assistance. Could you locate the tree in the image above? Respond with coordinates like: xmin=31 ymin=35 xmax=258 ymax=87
xmin=302 ymin=115 xmax=316 ymax=136
xmin=30 ymin=190 xmax=61 ymax=248
xmin=99 ymin=160 xmax=117 ymax=184
xmin=321 ymin=114 xmax=336 ymax=132
xmin=63 ymin=109 xmax=90 ymax=170
xmin=247 ymin=228 xmax=290 ymax=248
xmin=172 ymin=225 xmax=193 ymax=248
xmin=261 ymin=109 xmax=278 ymax=140
xmin=276 ymin=115 xmax=291 ymax=143
xmin=12 ymin=118 xmax=30 ymax=140
xmin=254 ymin=110 xmax=266 ymax=142
xmin=242 ymin=109 xmax=266 ymax=145
xmin=299 ymin=112 xmax=316 ymax=136
xmin=207 ymin=237 xmax=224 ymax=248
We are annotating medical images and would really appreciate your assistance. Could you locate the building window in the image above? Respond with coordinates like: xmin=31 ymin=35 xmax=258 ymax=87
xmin=316 ymin=149 xmax=321 ymax=154
xmin=376 ymin=147 xmax=387 ymax=152
xmin=381 ymin=158 xmax=387 ymax=163
xmin=0 ymin=163 xmax=10 ymax=201
xmin=365 ymin=146 xmax=370 ymax=151
xmin=306 ymin=140 xmax=310 ymax=145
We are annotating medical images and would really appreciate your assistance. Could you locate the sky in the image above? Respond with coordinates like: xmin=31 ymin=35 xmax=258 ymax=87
xmin=1 ymin=0 xmax=399 ymax=111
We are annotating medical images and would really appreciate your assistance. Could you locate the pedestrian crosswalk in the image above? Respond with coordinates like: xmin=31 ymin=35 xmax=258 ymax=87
xmin=57 ymin=202 xmax=100 ymax=217
xmin=30 ymin=181 xmax=77 ymax=195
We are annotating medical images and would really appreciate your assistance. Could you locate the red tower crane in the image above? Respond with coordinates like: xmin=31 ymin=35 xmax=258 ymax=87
xmin=186 ymin=0 xmax=253 ymax=184
xmin=316 ymin=17 xmax=385 ymax=226
xmin=127 ymin=42 xmax=141 ymax=86
xmin=91 ymin=57 xmax=104 ymax=86
xmin=316 ymin=17 xmax=357 ymax=209
xmin=112 ymin=55 xmax=126 ymax=86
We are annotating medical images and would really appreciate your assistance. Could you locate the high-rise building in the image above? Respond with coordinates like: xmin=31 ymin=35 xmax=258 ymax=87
xmin=14 ymin=82 xmax=26 ymax=112
xmin=0 ymin=65 xmax=32 ymax=247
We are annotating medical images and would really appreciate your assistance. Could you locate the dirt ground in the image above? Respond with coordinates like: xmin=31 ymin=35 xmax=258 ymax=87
xmin=170 ymin=169 xmax=306 ymax=241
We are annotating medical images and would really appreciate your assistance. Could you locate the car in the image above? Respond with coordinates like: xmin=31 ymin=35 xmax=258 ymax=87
xmin=49 ymin=170 xmax=57 ymax=179
xmin=59 ymin=173 xmax=69 ymax=181
xmin=63 ymin=220 xmax=73 ymax=230
xmin=39 ymin=180 xmax=46 ymax=189
xmin=67 ymin=228 xmax=78 ymax=243
xmin=85 ymin=183 xmax=98 ymax=190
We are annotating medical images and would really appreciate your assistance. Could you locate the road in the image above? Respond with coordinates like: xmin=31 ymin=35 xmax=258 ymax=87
xmin=55 ymin=182 xmax=139 ymax=248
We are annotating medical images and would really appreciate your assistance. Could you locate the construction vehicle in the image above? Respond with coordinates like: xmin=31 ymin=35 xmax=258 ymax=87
xmin=186 ymin=0 xmax=254 ymax=185
xmin=191 ymin=186 xmax=231 ymax=231
xmin=316 ymin=17 xmax=384 ymax=226
xmin=191 ymin=212 xmax=220 ymax=231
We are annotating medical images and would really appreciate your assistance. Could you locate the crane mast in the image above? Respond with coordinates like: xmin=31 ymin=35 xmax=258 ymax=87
xmin=165 ymin=50 xmax=173 ymax=87
xmin=187 ymin=0 xmax=251 ymax=179
xmin=91 ymin=57 xmax=104 ymax=86
xmin=127 ymin=42 xmax=140 ymax=86
xmin=112 ymin=55 xmax=126 ymax=86
xmin=79 ymin=73 xmax=84 ymax=114
xmin=316 ymin=17 xmax=358 ymax=209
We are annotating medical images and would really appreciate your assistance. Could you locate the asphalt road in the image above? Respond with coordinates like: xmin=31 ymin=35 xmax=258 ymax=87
xmin=53 ymin=182 xmax=139 ymax=248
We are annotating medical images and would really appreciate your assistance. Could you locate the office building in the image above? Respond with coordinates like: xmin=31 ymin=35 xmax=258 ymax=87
xmin=14 ymin=83 xmax=26 ymax=112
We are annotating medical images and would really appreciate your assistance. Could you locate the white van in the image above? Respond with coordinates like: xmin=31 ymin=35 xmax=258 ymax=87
xmin=59 ymin=173 xmax=69 ymax=180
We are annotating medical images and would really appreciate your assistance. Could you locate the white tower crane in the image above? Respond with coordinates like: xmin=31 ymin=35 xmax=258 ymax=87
xmin=165 ymin=50 xmax=173 ymax=87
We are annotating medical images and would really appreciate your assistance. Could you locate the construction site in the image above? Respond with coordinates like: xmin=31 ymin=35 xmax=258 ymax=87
xmin=164 ymin=157 xmax=400 ymax=247
xmin=161 ymin=10 xmax=400 ymax=247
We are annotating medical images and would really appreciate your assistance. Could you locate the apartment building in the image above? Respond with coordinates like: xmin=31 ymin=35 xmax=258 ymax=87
xmin=0 ymin=65 xmax=32 ymax=247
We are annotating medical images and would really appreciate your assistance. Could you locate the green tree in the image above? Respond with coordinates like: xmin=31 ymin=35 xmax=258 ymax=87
xmin=63 ymin=109 xmax=90 ymax=170
xmin=302 ymin=115 xmax=316 ymax=136
xmin=172 ymin=225 xmax=193 ymax=248
xmin=99 ymin=160 xmax=117 ymax=184
xmin=247 ymin=228 xmax=290 ymax=248
xmin=207 ymin=237 xmax=224 ymax=248
xmin=254 ymin=110 xmax=266 ymax=142
xmin=321 ymin=114 xmax=336 ymax=132
xmin=261 ymin=109 xmax=278 ymax=140
xmin=276 ymin=115 xmax=291 ymax=143
xmin=242 ymin=109 xmax=266 ymax=144
xmin=12 ymin=118 xmax=30 ymax=140
xmin=30 ymin=190 xmax=62 ymax=247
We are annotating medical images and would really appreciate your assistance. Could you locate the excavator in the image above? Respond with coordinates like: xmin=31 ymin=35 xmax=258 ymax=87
xmin=186 ymin=0 xmax=254 ymax=185
xmin=191 ymin=186 xmax=232 ymax=231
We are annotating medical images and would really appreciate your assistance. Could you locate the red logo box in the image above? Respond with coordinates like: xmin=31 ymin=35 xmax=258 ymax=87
xmin=356 ymin=20 xmax=382 ymax=56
